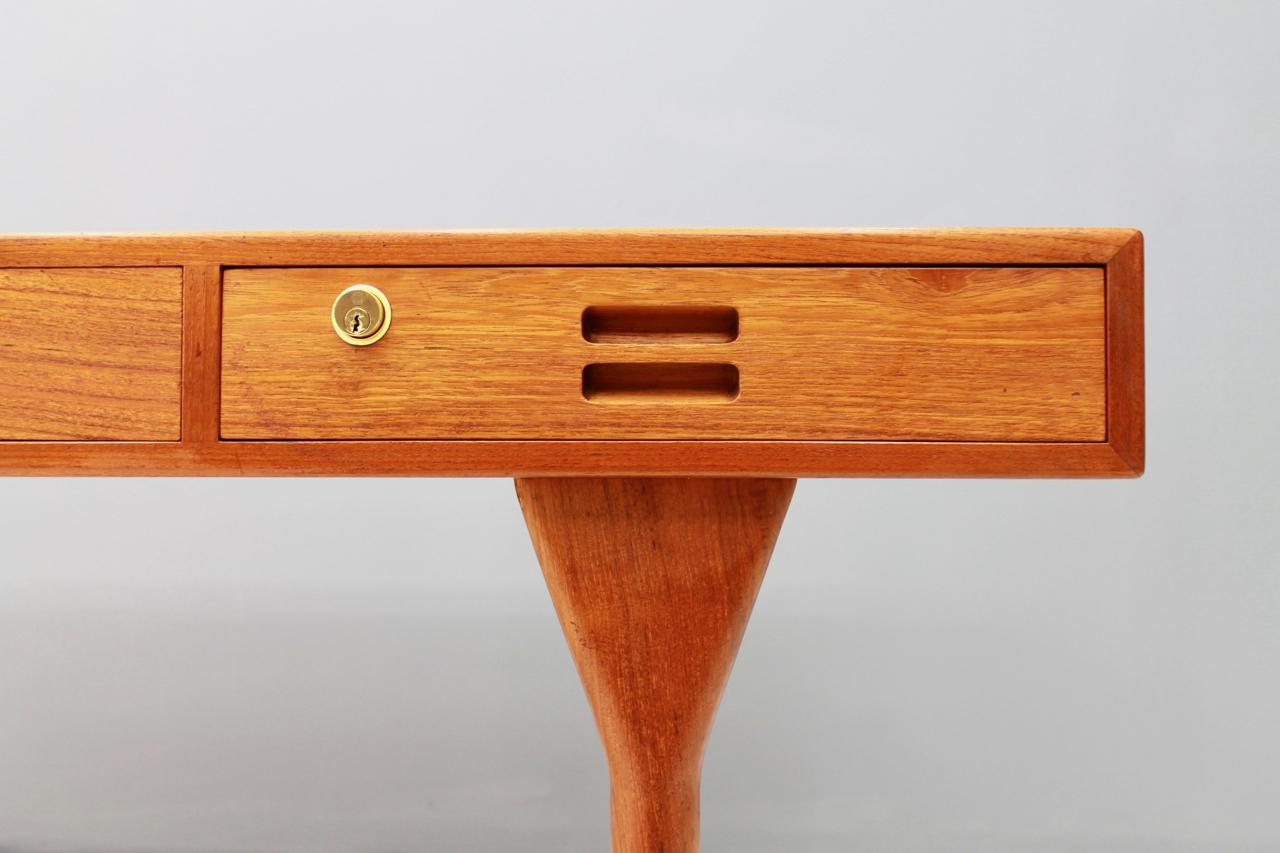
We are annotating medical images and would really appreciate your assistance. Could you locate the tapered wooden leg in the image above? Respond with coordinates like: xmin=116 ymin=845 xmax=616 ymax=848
xmin=516 ymin=477 xmax=795 ymax=853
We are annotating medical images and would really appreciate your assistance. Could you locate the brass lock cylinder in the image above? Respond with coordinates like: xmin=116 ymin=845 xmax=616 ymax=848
xmin=332 ymin=284 xmax=392 ymax=345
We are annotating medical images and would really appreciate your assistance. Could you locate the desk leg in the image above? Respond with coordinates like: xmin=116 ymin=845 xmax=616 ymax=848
xmin=516 ymin=477 xmax=795 ymax=853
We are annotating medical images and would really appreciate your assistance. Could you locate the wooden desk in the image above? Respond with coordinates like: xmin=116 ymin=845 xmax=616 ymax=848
xmin=0 ymin=229 xmax=1143 ymax=851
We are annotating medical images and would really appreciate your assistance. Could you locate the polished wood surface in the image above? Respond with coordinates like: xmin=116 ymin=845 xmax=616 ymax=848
xmin=181 ymin=264 xmax=223 ymax=444
xmin=518 ymin=477 xmax=795 ymax=853
xmin=1106 ymin=232 xmax=1145 ymax=473
xmin=0 ymin=267 xmax=181 ymax=440
xmin=0 ymin=229 xmax=1144 ymax=476
xmin=222 ymin=266 xmax=1105 ymax=441
xmin=0 ymin=228 xmax=1136 ymax=267
xmin=0 ymin=438 xmax=1139 ymax=477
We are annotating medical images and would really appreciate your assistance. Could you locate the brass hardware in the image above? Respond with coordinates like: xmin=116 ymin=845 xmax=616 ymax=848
xmin=331 ymin=284 xmax=391 ymax=345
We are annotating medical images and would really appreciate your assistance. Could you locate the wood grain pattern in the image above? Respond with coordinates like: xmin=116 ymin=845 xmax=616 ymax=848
xmin=518 ymin=477 xmax=795 ymax=853
xmin=1105 ymin=231 xmax=1145 ymax=473
xmin=221 ymin=266 xmax=1106 ymax=442
xmin=0 ymin=229 xmax=1143 ymax=476
xmin=0 ymin=438 xmax=1138 ymax=477
xmin=0 ymin=228 xmax=1135 ymax=267
xmin=181 ymin=264 xmax=221 ymax=443
xmin=0 ymin=267 xmax=181 ymax=440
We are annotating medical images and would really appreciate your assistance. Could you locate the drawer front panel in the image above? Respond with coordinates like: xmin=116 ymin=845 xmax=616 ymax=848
xmin=0 ymin=268 xmax=182 ymax=440
xmin=221 ymin=266 xmax=1106 ymax=441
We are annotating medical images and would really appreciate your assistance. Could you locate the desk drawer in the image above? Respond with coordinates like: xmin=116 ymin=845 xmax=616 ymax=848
xmin=0 ymin=267 xmax=181 ymax=440
xmin=220 ymin=266 xmax=1105 ymax=441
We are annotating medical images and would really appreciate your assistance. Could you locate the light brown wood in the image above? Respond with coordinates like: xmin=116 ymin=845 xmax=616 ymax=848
xmin=221 ymin=266 xmax=1106 ymax=442
xmin=0 ymin=438 xmax=1138 ymax=477
xmin=1105 ymin=231 xmax=1145 ymax=473
xmin=0 ymin=229 xmax=1143 ymax=476
xmin=0 ymin=267 xmax=181 ymax=440
xmin=517 ymin=477 xmax=795 ymax=853
xmin=0 ymin=228 xmax=1136 ymax=267
xmin=181 ymin=264 xmax=221 ymax=443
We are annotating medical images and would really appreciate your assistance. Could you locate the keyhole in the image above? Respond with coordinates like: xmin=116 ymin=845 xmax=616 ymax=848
xmin=343 ymin=306 xmax=372 ymax=336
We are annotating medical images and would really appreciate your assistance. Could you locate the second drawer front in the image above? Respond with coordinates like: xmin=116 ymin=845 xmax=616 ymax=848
xmin=220 ymin=266 xmax=1105 ymax=441
xmin=0 ymin=267 xmax=182 ymax=440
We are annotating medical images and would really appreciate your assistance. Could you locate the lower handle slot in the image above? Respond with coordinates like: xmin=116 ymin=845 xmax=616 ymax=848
xmin=582 ymin=363 xmax=740 ymax=403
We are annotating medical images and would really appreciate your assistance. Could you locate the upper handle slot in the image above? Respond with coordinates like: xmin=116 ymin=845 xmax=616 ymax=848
xmin=582 ymin=306 xmax=738 ymax=344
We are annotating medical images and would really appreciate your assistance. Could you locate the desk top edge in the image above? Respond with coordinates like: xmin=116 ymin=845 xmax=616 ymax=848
xmin=0 ymin=228 xmax=1142 ymax=267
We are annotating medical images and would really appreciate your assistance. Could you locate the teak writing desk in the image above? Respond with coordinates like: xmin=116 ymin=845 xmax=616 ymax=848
xmin=0 ymin=229 xmax=1144 ymax=852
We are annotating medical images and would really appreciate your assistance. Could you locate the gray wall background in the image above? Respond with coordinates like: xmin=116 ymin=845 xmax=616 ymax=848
xmin=1 ymin=1 xmax=1277 ymax=851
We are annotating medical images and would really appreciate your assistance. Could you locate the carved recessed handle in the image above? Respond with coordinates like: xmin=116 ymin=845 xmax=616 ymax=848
xmin=582 ymin=305 xmax=738 ymax=344
xmin=582 ymin=363 xmax=740 ymax=403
